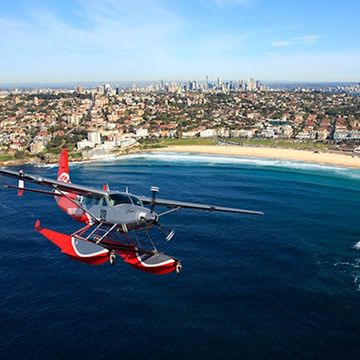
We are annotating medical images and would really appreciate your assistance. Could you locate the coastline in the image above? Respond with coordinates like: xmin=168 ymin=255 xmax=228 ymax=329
xmin=149 ymin=145 xmax=360 ymax=169
xmin=1 ymin=145 xmax=360 ymax=169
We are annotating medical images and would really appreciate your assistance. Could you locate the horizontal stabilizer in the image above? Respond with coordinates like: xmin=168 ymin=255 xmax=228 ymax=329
xmin=5 ymin=184 xmax=61 ymax=196
xmin=0 ymin=168 xmax=107 ymax=197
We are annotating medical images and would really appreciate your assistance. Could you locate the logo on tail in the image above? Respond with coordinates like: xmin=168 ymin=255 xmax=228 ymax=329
xmin=57 ymin=149 xmax=70 ymax=183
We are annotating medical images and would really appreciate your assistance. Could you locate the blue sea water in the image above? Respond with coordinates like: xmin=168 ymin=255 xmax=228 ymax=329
xmin=0 ymin=153 xmax=360 ymax=360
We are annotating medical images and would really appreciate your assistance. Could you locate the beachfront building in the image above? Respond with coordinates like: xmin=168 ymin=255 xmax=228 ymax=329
xmin=200 ymin=129 xmax=217 ymax=138
xmin=135 ymin=128 xmax=149 ymax=139
xmin=88 ymin=132 xmax=102 ymax=145
xmin=77 ymin=139 xmax=95 ymax=150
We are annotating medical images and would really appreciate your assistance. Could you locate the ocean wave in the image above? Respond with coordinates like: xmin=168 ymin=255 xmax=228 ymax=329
xmin=117 ymin=152 xmax=360 ymax=179
xmin=34 ymin=163 xmax=58 ymax=168
xmin=353 ymin=274 xmax=360 ymax=291
xmin=334 ymin=259 xmax=360 ymax=268
xmin=354 ymin=241 xmax=360 ymax=250
xmin=29 ymin=152 xmax=360 ymax=180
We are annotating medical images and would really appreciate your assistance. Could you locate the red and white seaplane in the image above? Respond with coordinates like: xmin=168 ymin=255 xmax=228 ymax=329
xmin=0 ymin=150 xmax=263 ymax=275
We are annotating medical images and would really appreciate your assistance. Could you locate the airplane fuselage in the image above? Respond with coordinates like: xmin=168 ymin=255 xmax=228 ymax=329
xmin=57 ymin=190 xmax=158 ymax=231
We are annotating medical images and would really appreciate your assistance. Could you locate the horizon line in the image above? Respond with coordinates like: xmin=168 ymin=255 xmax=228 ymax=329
xmin=0 ymin=79 xmax=359 ymax=87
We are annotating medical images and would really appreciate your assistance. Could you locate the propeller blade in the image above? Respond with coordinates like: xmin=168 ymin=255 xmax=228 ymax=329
xmin=165 ymin=229 xmax=175 ymax=241
xmin=156 ymin=222 xmax=175 ymax=241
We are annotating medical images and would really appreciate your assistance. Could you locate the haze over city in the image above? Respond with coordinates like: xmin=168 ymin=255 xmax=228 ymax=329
xmin=1 ymin=0 xmax=359 ymax=83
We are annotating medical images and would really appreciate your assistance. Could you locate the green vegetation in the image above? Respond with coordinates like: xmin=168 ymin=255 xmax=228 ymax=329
xmin=69 ymin=152 xmax=83 ymax=160
xmin=140 ymin=143 xmax=167 ymax=150
xmin=140 ymin=137 xmax=328 ymax=151
xmin=44 ymin=147 xmax=62 ymax=155
xmin=225 ymin=138 xmax=329 ymax=151
xmin=0 ymin=153 xmax=15 ymax=162
xmin=141 ymin=137 xmax=217 ymax=148
xmin=14 ymin=151 xmax=27 ymax=159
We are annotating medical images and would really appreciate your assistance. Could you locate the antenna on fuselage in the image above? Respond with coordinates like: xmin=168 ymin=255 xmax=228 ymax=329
xmin=125 ymin=186 xmax=129 ymax=193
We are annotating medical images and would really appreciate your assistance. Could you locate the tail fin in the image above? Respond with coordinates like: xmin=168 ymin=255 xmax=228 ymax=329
xmin=57 ymin=149 xmax=70 ymax=183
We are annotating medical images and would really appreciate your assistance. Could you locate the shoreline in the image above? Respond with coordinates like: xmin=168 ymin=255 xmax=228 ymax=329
xmin=1 ymin=145 xmax=360 ymax=169
xmin=149 ymin=145 xmax=360 ymax=169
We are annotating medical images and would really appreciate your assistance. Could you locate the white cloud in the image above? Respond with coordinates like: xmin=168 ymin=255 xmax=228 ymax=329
xmin=0 ymin=0 xmax=190 ymax=82
xmin=272 ymin=34 xmax=323 ymax=47
xmin=29 ymin=0 xmax=184 ymax=53
xmin=0 ymin=1 xmax=358 ymax=83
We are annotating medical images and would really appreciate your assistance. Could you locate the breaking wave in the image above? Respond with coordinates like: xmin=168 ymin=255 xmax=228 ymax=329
xmin=117 ymin=152 xmax=360 ymax=179
xmin=33 ymin=163 xmax=58 ymax=168
xmin=19 ymin=152 xmax=360 ymax=180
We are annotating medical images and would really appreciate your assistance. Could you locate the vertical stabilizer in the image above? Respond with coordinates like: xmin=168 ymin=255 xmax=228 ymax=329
xmin=57 ymin=149 xmax=70 ymax=183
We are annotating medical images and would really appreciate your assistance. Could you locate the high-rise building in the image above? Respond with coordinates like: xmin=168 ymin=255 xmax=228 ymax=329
xmin=104 ymin=83 xmax=111 ymax=95
xmin=247 ymin=78 xmax=256 ymax=91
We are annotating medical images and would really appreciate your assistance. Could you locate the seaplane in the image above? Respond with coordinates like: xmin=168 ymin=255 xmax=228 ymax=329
xmin=0 ymin=150 xmax=263 ymax=275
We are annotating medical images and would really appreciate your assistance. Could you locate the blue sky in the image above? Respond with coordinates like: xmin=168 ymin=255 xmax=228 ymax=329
xmin=1 ymin=0 xmax=359 ymax=83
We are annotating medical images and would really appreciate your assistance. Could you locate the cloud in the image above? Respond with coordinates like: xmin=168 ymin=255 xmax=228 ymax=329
xmin=0 ymin=1 xmax=358 ymax=83
xmin=0 ymin=0 xmax=190 ymax=82
xmin=28 ymin=0 xmax=184 ymax=53
xmin=272 ymin=34 xmax=323 ymax=47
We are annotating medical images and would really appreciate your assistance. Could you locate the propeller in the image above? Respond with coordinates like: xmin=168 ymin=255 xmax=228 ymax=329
xmin=149 ymin=186 xmax=175 ymax=241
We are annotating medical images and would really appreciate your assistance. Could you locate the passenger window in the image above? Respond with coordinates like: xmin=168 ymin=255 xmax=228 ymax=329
xmin=84 ymin=196 xmax=102 ymax=207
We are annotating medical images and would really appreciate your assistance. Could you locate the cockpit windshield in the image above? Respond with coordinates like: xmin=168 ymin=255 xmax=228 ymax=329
xmin=130 ymin=195 xmax=143 ymax=207
xmin=108 ymin=194 xmax=132 ymax=206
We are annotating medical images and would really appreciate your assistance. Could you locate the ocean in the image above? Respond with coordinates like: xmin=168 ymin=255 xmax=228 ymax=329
xmin=1 ymin=153 xmax=359 ymax=360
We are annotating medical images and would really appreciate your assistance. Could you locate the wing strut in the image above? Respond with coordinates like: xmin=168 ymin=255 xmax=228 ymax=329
xmin=158 ymin=206 xmax=181 ymax=217
xmin=52 ymin=185 xmax=100 ymax=223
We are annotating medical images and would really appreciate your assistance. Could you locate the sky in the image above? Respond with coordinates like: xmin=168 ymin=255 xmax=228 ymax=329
xmin=0 ymin=0 xmax=359 ymax=83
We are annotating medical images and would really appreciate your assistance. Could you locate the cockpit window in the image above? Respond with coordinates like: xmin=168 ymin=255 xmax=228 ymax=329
xmin=130 ymin=195 xmax=143 ymax=207
xmin=108 ymin=194 xmax=132 ymax=206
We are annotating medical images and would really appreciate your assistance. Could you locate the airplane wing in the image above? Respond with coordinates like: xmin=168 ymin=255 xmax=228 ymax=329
xmin=138 ymin=196 xmax=264 ymax=215
xmin=0 ymin=168 xmax=107 ymax=197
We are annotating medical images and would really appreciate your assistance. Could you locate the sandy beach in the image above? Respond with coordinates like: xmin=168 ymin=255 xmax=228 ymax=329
xmin=150 ymin=145 xmax=360 ymax=169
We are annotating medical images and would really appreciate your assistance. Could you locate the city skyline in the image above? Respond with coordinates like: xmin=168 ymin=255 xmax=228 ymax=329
xmin=1 ymin=0 xmax=359 ymax=83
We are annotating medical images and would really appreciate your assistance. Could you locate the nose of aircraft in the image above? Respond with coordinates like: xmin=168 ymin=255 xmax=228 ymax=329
xmin=138 ymin=210 xmax=158 ymax=225
xmin=144 ymin=212 xmax=157 ymax=223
